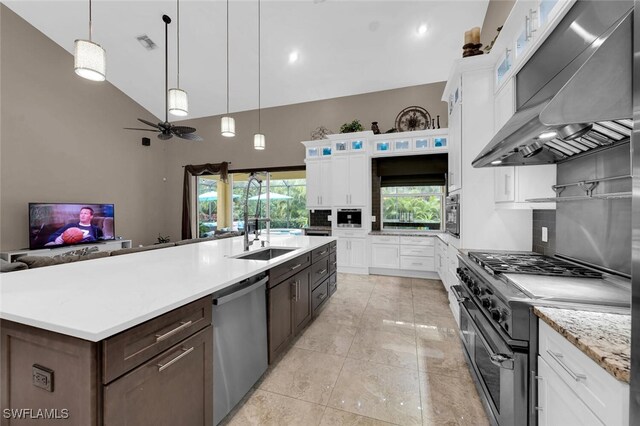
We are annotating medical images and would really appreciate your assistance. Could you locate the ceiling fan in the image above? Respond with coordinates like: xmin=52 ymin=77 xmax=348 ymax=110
xmin=125 ymin=15 xmax=202 ymax=141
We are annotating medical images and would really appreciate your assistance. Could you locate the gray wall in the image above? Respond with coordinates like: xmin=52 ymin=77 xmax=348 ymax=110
xmin=0 ymin=5 xmax=168 ymax=250
xmin=1 ymin=4 xmax=448 ymax=250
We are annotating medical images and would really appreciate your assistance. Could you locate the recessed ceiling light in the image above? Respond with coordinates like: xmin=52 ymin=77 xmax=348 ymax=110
xmin=289 ymin=51 xmax=299 ymax=64
xmin=417 ymin=24 xmax=428 ymax=35
xmin=491 ymin=160 xmax=503 ymax=165
xmin=136 ymin=35 xmax=157 ymax=50
xmin=539 ymin=131 xmax=558 ymax=140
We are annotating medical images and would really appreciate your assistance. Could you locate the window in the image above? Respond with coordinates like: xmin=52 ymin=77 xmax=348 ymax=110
xmin=230 ymin=171 xmax=307 ymax=235
xmin=381 ymin=185 xmax=444 ymax=231
xmin=196 ymin=175 xmax=226 ymax=238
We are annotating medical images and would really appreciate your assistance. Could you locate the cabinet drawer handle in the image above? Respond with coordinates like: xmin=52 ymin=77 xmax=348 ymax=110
xmin=546 ymin=350 xmax=587 ymax=382
xmin=318 ymin=250 xmax=328 ymax=256
xmin=157 ymin=346 xmax=195 ymax=372
xmin=317 ymin=268 xmax=328 ymax=275
xmin=318 ymin=292 xmax=327 ymax=301
xmin=155 ymin=321 xmax=193 ymax=342
xmin=290 ymin=263 xmax=302 ymax=271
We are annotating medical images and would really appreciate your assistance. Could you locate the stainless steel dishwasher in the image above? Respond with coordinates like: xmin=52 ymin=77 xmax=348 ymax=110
xmin=212 ymin=273 xmax=269 ymax=425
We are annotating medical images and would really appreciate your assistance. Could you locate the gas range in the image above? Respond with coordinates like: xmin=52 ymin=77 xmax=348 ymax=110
xmin=453 ymin=250 xmax=630 ymax=426
xmin=456 ymin=251 xmax=630 ymax=341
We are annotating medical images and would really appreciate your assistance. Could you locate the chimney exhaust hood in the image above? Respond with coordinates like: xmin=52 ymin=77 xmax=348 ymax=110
xmin=472 ymin=0 xmax=633 ymax=168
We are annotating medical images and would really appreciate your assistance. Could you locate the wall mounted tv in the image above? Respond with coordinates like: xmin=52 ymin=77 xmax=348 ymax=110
xmin=29 ymin=203 xmax=115 ymax=250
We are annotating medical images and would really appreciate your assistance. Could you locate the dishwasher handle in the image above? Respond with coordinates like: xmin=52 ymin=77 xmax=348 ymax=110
xmin=213 ymin=276 xmax=269 ymax=305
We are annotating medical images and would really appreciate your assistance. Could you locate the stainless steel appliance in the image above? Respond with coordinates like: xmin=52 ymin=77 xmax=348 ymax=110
xmin=336 ymin=209 xmax=362 ymax=228
xmin=212 ymin=273 xmax=269 ymax=425
xmin=453 ymin=251 xmax=630 ymax=426
xmin=445 ymin=194 xmax=460 ymax=237
xmin=304 ymin=227 xmax=332 ymax=237
xmin=473 ymin=1 xmax=633 ymax=168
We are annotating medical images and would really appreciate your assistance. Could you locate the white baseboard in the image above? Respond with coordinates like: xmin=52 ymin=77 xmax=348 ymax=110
xmin=368 ymin=268 xmax=439 ymax=279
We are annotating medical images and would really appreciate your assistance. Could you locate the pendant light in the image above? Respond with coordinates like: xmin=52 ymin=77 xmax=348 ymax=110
xmin=74 ymin=0 xmax=106 ymax=81
xmin=221 ymin=0 xmax=236 ymax=137
xmin=168 ymin=0 xmax=188 ymax=116
xmin=254 ymin=0 xmax=265 ymax=150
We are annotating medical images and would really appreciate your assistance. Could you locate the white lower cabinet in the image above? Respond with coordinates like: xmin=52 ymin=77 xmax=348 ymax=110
xmin=537 ymin=357 xmax=604 ymax=426
xmin=537 ymin=320 xmax=629 ymax=426
xmin=337 ymin=237 xmax=367 ymax=269
xmin=368 ymin=235 xmax=436 ymax=276
xmin=371 ymin=244 xmax=400 ymax=269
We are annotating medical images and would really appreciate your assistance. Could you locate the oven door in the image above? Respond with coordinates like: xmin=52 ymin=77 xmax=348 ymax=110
xmin=445 ymin=205 xmax=459 ymax=236
xmin=453 ymin=286 xmax=528 ymax=426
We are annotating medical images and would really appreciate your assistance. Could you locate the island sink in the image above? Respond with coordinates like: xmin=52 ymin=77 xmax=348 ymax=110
xmin=233 ymin=247 xmax=297 ymax=261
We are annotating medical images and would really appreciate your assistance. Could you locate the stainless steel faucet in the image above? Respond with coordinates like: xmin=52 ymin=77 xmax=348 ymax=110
xmin=243 ymin=172 xmax=271 ymax=251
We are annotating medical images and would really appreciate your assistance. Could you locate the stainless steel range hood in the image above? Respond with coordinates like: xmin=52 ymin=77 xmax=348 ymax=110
xmin=473 ymin=0 xmax=633 ymax=168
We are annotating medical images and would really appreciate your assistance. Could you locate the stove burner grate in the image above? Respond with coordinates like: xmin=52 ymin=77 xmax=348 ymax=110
xmin=468 ymin=251 xmax=602 ymax=278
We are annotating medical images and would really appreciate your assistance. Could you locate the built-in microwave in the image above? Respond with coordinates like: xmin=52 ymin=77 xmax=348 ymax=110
xmin=445 ymin=194 xmax=460 ymax=237
xmin=336 ymin=209 xmax=362 ymax=228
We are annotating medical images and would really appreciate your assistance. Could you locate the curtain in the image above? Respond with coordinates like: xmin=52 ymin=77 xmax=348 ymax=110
xmin=182 ymin=162 xmax=229 ymax=239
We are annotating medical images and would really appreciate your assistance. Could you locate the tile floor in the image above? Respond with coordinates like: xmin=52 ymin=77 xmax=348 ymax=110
xmin=222 ymin=273 xmax=489 ymax=426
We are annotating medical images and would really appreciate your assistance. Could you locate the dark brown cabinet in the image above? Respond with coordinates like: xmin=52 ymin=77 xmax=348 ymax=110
xmin=293 ymin=269 xmax=311 ymax=334
xmin=267 ymin=242 xmax=336 ymax=364
xmin=104 ymin=327 xmax=213 ymax=426
xmin=1 ymin=297 xmax=213 ymax=426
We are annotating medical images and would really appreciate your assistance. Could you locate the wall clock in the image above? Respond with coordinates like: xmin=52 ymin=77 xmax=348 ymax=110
xmin=395 ymin=106 xmax=431 ymax=132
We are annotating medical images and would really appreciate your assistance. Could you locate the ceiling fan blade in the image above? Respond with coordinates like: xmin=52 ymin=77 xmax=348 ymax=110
xmin=138 ymin=118 xmax=161 ymax=129
xmin=124 ymin=127 xmax=160 ymax=132
xmin=175 ymin=132 xmax=203 ymax=141
xmin=158 ymin=132 xmax=173 ymax=140
xmin=171 ymin=126 xmax=197 ymax=134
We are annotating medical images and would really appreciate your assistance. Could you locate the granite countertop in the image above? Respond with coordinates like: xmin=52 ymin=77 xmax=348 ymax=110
xmin=0 ymin=235 xmax=336 ymax=342
xmin=534 ymin=306 xmax=630 ymax=383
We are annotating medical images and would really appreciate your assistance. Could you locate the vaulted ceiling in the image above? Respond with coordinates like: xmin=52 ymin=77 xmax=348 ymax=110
xmin=5 ymin=0 xmax=489 ymax=120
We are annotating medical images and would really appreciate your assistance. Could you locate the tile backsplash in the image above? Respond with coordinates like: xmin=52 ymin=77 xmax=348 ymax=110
xmin=309 ymin=209 xmax=331 ymax=227
xmin=532 ymin=209 xmax=556 ymax=256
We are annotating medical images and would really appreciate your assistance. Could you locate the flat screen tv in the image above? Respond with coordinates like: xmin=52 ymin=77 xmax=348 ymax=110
xmin=29 ymin=203 xmax=115 ymax=250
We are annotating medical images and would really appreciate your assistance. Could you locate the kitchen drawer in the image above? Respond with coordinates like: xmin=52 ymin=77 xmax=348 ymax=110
xmin=311 ymin=256 xmax=330 ymax=287
xmin=399 ymin=236 xmax=434 ymax=246
xmin=328 ymin=273 xmax=337 ymax=296
xmin=329 ymin=251 xmax=337 ymax=274
xmin=400 ymin=255 xmax=435 ymax=271
xmin=370 ymin=235 xmax=400 ymax=245
xmin=311 ymin=244 xmax=331 ymax=262
xmin=538 ymin=321 xmax=629 ymax=426
xmin=104 ymin=326 xmax=213 ymax=425
xmin=330 ymin=240 xmax=337 ymax=253
xmin=333 ymin=229 xmax=366 ymax=238
xmin=311 ymin=279 xmax=329 ymax=314
xmin=400 ymin=245 xmax=435 ymax=257
xmin=268 ymin=252 xmax=311 ymax=287
xmin=102 ymin=296 xmax=211 ymax=384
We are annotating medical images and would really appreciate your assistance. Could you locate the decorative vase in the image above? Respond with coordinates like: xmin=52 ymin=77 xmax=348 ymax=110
xmin=371 ymin=122 xmax=381 ymax=134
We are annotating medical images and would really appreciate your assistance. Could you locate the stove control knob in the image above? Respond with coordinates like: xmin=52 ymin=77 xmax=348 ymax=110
xmin=472 ymin=286 xmax=482 ymax=296
xmin=482 ymin=298 xmax=493 ymax=308
xmin=491 ymin=309 xmax=505 ymax=322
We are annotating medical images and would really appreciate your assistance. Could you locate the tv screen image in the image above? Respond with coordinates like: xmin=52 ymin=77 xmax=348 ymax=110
xmin=29 ymin=203 xmax=115 ymax=250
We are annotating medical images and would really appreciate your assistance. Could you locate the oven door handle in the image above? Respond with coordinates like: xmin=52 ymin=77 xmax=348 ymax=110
xmin=458 ymin=298 xmax=515 ymax=371
xmin=451 ymin=285 xmax=469 ymax=304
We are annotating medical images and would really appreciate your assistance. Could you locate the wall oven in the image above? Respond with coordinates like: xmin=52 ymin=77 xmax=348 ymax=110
xmin=445 ymin=194 xmax=460 ymax=237
xmin=336 ymin=209 xmax=362 ymax=228
xmin=452 ymin=285 xmax=528 ymax=425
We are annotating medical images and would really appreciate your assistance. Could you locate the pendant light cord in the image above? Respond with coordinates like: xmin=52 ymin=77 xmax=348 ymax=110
xmin=226 ymin=0 xmax=230 ymax=114
xmin=165 ymin=16 xmax=169 ymax=123
xmin=88 ymin=0 xmax=92 ymax=41
xmin=177 ymin=0 xmax=181 ymax=88
xmin=258 ymin=0 xmax=261 ymax=132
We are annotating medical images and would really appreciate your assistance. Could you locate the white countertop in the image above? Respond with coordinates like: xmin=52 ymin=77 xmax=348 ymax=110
xmin=0 ymin=235 xmax=335 ymax=342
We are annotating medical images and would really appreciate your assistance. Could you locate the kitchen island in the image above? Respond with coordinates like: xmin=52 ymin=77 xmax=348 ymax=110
xmin=0 ymin=235 xmax=336 ymax=425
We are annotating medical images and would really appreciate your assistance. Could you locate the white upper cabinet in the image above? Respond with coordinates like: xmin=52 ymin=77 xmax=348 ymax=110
xmin=448 ymin=82 xmax=462 ymax=193
xmin=332 ymin=138 xmax=366 ymax=154
xmin=369 ymin=130 xmax=449 ymax=157
xmin=493 ymin=0 xmax=575 ymax=92
xmin=331 ymin=154 xmax=368 ymax=207
xmin=305 ymin=159 xmax=332 ymax=209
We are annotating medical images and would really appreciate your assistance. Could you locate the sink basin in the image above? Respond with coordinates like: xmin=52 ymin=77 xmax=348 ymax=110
xmin=234 ymin=247 xmax=297 ymax=261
